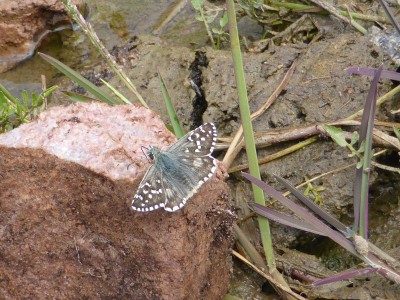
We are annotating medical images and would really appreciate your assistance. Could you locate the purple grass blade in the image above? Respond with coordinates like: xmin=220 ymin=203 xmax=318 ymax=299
xmin=250 ymin=203 xmax=326 ymax=236
xmin=242 ymin=172 xmax=359 ymax=256
xmin=354 ymin=66 xmax=382 ymax=237
xmin=274 ymin=175 xmax=351 ymax=235
xmin=312 ymin=267 xmax=378 ymax=286
xmin=346 ymin=67 xmax=400 ymax=82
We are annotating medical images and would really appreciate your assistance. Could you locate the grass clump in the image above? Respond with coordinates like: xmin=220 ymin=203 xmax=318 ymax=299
xmin=0 ymin=84 xmax=57 ymax=133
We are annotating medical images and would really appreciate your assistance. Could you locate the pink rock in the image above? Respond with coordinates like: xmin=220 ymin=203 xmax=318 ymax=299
xmin=0 ymin=102 xmax=175 ymax=180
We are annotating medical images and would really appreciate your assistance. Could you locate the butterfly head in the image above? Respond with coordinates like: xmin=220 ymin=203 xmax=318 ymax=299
xmin=147 ymin=146 xmax=161 ymax=161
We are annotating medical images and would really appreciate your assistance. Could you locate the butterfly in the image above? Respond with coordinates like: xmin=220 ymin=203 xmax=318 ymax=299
xmin=131 ymin=123 xmax=217 ymax=212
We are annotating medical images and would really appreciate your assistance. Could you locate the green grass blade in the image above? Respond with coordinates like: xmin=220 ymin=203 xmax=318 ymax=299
xmin=393 ymin=126 xmax=400 ymax=140
xmin=41 ymin=86 xmax=58 ymax=99
xmin=158 ymin=72 xmax=185 ymax=138
xmin=227 ymin=1 xmax=296 ymax=296
xmin=100 ymin=79 xmax=132 ymax=105
xmin=0 ymin=83 xmax=18 ymax=103
xmin=60 ymin=0 xmax=149 ymax=108
xmin=62 ymin=91 xmax=99 ymax=102
xmin=38 ymin=52 xmax=118 ymax=105
xmin=0 ymin=91 xmax=8 ymax=105
xmin=227 ymin=0 xmax=275 ymax=269
xmin=357 ymin=67 xmax=382 ymax=238
xmin=21 ymin=91 xmax=29 ymax=107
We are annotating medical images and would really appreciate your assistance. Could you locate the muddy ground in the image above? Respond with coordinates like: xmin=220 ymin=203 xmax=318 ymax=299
xmin=50 ymin=29 xmax=399 ymax=300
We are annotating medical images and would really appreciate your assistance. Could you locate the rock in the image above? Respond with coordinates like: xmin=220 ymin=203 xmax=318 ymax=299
xmin=0 ymin=0 xmax=81 ymax=73
xmin=0 ymin=102 xmax=234 ymax=299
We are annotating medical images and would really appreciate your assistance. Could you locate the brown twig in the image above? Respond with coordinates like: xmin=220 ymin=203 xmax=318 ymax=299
xmin=223 ymin=60 xmax=298 ymax=167
xmin=309 ymin=0 xmax=366 ymax=34
xmin=232 ymin=250 xmax=307 ymax=300
xmin=227 ymin=120 xmax=400 ymax=173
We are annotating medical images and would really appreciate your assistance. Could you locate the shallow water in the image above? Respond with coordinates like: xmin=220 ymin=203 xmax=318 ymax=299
xmin=0 ymin=0 xmax=202 ymax=98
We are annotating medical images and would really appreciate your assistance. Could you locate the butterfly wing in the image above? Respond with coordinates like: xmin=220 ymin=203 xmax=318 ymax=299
xmin=167 ymin=122 xmax=217 ymax=156
xmin=161 ymin=123 xmax=218 ymax=211
xmin=131 ymin=164 xmax=166 ymax=212
xmin=159 ymin=152 xmax=216 ymax=211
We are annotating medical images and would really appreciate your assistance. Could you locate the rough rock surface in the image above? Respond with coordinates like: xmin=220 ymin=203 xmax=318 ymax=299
xmin=0 ymin=0 xmax=80 ymax=73
xmin=0 ymin=102 xmax=234 ymax=299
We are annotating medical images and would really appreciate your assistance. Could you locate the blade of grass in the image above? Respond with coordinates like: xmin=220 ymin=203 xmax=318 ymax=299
xmin=312 ymin=267 xmax=377 ymax=286
xmin=274 ymin=175 xmax=350 ymax=235
xmin=226 ymin=0 xmax=274 ymax=267
xmin=0 ymin=83 xmax=19 ymax=103
xmin=62 ymin=91 xmax=99 ymax=102
xmin=158 ymin=73 xmax=185 ymax=138
xmin=251 ymin=203 xmax=326 ymax=235
xmin=100 ymin=79 xmax=132 ymax=105
xmin=354 ymin=67 xmax=382 ymax=238
xmin=39 ymin=52 xmax=118 ymax=105
xmin=346 ymin=79 xmax=400 ymax=120
xmin=226 ymin=1 xmax=294 ymax=297
xmin=233 ymin=224 xmax=268 ymax=270
xmin=242 ymin=172 xmax=359 ymax=256
xmin=346 ymin=67 xmax=400 ymax=82
xmin=245 ymin=172 xmax=400 ymax=285
xmin=61 ymin=0 xmax=149 ymax=108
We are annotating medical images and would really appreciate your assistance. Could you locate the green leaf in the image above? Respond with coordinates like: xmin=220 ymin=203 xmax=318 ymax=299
xmin=191 ymin=0 xmax=204 ymax=10
xmin=357 ymin=140 xmax=366 ymax=154
xmin=350 ymin=131 xmax=359 ymax=146
xmin=393 ymin=126 xmax=400 ymax=140
xmin=356 ymin=160 xmax=364 ymax=169
xmin=323 ymin=125 xmax=348 ymax=147
xmin=100 ymin=79 xmax=131 ymax=105
xmin=0 ymin=83 xmax=18 ymax=103
xmin=0 ymin=91 xmax=8 ymax=105
xmin=62 ymin=91 xmax=98 ymax=102
xmin=0 ymin=84 xmax=57 ymax=132
xmin=21 ymin=90 xmax=29 ymax=107
xmin=31 ymin=93 xmax=39 ymax=106
xmin=158 ymin=72 xmax=185 ymax=138
xmin=195 ymin=15 xmax=204 ymax=22
xmin=41 ymin=85 xmax=58 ymax=99
xmin=39 ymin=52 xmax=118 ymax=105
xmin=314 ymin=193 xmax=324 ymax=205
xmin=304 ymin=186 xmax=310 ymax=196
xmin=220 ymin=11 xmax=228 ymax=28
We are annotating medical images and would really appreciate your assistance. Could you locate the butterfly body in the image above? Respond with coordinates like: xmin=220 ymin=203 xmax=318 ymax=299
xmin=132 ymin=123 xmax=217 ymax=212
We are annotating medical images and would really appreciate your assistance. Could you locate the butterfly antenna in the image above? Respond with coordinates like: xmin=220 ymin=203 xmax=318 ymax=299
xmin=141 ymin=146 xmax=152 ymax=163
